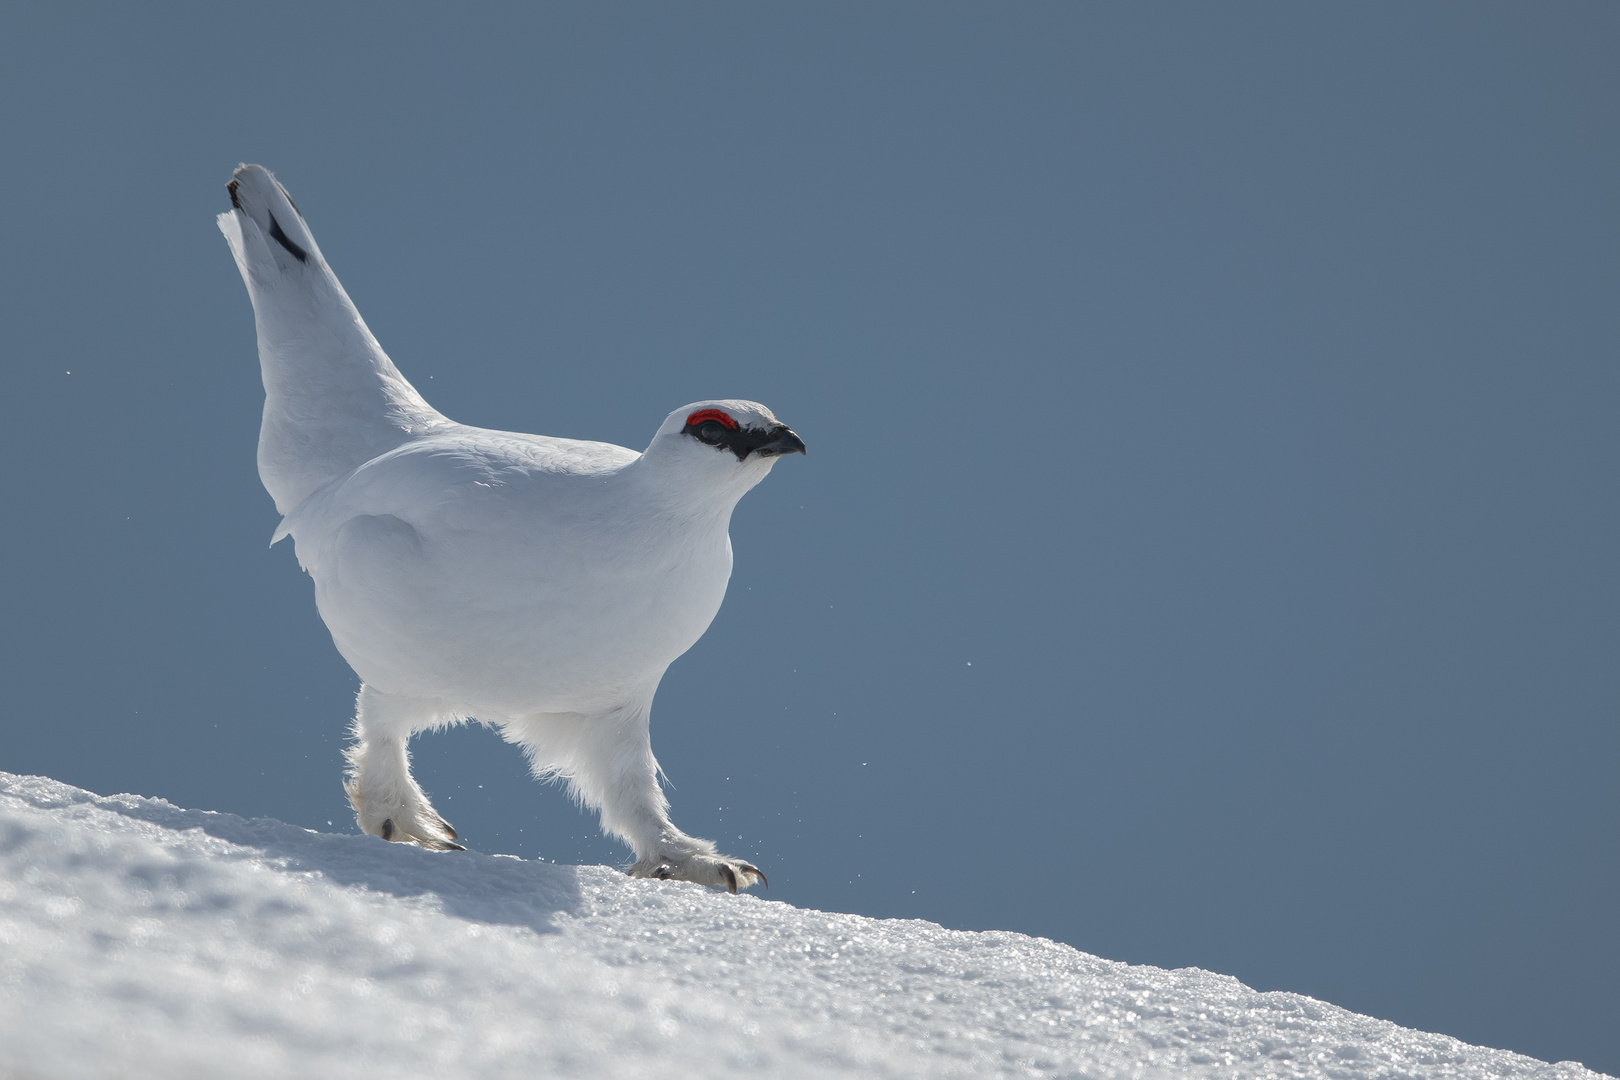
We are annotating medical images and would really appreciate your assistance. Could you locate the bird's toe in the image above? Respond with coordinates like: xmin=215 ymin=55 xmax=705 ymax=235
xmin=417 ymin=835 xmax=467 ymax=852
xmin=349 ymin=781 xmax=463 ymax=851
xmin=629 ymin=850 xmax=766 ymax=892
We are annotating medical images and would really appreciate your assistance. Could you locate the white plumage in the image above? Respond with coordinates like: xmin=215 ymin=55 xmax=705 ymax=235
xmin=218 ymin=164 xmax=801 ymax=891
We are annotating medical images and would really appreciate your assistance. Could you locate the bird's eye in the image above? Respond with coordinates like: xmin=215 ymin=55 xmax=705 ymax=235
xmin=697 ymin=421 xmax=727 ymax=445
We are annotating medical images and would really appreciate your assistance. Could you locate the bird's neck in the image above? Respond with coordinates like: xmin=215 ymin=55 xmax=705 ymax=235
xmin=623 ymin=452 xmax=772 ymax=526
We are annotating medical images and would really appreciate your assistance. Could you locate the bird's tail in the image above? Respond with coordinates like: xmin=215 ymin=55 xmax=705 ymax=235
xmin=218 ymin=164 xmax=447 ymax=517
xmin=220 ymin=164 xmax=324 ymax=272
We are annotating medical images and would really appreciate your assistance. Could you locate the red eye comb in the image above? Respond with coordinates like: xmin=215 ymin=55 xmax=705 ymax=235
xmin=685 ymin=408 xmax=738 ymax=430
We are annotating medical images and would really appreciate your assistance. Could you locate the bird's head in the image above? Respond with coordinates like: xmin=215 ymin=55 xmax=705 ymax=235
xmin=643 ymin=399 xmax=806 ymax=496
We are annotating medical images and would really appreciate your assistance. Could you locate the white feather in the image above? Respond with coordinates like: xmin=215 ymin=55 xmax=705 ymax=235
xmin=219 ymin=164 xmax=801 ymax=890
xmin=219 ymin=165 xmax=450 ymax=517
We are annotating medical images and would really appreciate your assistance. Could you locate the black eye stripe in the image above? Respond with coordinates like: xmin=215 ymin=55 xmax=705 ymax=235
xmin=681 ymin=420 xmax=795 ymax=461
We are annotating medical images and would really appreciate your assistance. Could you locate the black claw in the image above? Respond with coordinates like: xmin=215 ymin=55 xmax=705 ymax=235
xmin=380 ymin=818 xmax=394 ymax=841
xmin=655 ymin=864 xmax=673 ymax=880
xmin=720 ymin=864 xmax=738 ymax=894
xmin=744 ymin=866 xmax=768 ymax=890
xmin=226 ymin=178 xmax=242 ymax=209
xmin=437 ymin=817 xmax=458 ymax=840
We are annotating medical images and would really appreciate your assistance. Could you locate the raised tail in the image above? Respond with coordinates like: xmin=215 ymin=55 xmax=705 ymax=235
xmin=218 ymin=164 xmax=449 ymax=518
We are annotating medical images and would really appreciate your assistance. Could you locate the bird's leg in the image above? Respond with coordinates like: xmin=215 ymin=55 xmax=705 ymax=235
xmin=343 ymin=684 xmax=464 ymax=851
xmin=540 ymin=700 xmax=766 ymax=892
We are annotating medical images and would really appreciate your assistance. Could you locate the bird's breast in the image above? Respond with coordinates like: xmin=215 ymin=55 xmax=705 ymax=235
xmin=299 ymin=473 xmax=736 ymax=714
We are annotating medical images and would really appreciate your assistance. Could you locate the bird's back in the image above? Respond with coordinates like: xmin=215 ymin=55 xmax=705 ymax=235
xmin=284 ymin=430 xmax=734 ymax=712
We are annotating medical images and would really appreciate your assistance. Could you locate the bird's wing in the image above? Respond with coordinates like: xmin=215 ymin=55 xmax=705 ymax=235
xmin=276 ymin=428 xmax=641 ymax=557
xmin=218 ymin=164 xmax=450 ymax=516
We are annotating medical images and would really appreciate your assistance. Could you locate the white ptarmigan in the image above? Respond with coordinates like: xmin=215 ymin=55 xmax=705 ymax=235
xmin=217 ymin=164 xmax=802 ymax=892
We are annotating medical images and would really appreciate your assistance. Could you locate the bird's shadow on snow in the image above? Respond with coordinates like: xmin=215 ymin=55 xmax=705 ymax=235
xmin=59 ymin=786 xmax=585 ymax=935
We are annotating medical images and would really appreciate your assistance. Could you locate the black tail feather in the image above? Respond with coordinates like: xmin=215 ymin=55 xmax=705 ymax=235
xmin=268 ymin=213 xmax=308 ymax=263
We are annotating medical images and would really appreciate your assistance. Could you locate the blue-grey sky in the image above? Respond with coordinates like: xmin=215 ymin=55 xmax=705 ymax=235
xmin=1 ymin=3 xmax=1615 ymax=1072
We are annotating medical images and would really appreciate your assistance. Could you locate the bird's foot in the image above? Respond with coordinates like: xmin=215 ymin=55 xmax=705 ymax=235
xmin=628 ymin=840 xmax=767 ymax=893
xmin=344 ymin=775 xmax=464 ymax=851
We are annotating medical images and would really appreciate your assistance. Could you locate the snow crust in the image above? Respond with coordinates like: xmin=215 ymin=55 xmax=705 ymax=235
xmin=0 ymin=772 xmax=1605 ymax=1080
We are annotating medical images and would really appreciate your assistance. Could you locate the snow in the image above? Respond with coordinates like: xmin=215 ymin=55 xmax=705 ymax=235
xmin=0 ymin=772 xmax=1605 ymax=1080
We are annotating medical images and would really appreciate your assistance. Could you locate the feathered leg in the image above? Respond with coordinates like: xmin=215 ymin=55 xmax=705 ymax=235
xmin=344 ymin=683 xmax=464 ymax=851
xmin=499 ymin=693 xmax=765 ymax=892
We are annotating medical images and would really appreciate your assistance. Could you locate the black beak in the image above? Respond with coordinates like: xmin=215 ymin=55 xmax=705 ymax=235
xmin=753 ymin=425 xmax=807 ymax=458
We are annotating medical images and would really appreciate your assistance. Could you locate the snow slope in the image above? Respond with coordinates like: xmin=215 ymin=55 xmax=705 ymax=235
xmin=0 ymin=772 xmax=1605 ymax=1080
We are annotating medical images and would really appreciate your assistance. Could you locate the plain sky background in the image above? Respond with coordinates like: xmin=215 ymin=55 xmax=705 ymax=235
xmin=1 ymin=3 xmax=1615 ymax=1072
